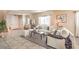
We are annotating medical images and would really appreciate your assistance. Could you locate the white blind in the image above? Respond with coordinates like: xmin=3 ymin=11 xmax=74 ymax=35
xmin=38 ymin=16 xmax=50 ymax=26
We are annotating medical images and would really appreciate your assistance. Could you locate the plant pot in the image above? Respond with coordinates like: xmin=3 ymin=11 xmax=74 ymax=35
xmin=0 ymin=32 xmax=4 ymax=38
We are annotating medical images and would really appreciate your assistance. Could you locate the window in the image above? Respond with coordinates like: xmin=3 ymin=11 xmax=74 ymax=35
xmin=25 ymin=18 xmax=30 ymax=24
xmin=38 ymin=16 xmax=50 ymax=26
xmin=27 ymin=18 xmax=30 ymax=24
xmin=76 ymin=12 xmax=79 ymax=36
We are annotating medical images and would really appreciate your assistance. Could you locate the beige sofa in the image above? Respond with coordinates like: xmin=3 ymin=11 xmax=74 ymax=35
xmin=34 ymin=24 xmax=49 ymax=34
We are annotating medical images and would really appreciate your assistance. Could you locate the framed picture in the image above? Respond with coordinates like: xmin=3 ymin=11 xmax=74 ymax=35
xmin=56 ymin=14 xmax=67 ymax=23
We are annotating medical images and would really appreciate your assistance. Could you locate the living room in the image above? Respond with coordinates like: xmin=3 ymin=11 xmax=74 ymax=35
xmin=0 ymin=10 xmax=79 ymax=49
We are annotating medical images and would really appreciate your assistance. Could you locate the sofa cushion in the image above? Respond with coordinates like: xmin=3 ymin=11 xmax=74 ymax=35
xmin=60 ymin=28 xmax=70 ymax=38
xmin=35 ymin=24 xmax=49 ymax=30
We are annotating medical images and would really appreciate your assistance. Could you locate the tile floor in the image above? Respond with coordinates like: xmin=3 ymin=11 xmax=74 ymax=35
xmin=0 ymin=30 xmax=45 ymax=49
xmin=1 ymin=30 xmax=79 ymax=49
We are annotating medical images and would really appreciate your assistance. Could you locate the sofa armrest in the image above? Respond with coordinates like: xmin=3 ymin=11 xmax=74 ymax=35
xmin=47 ymin=36 xmax=65 ymax=49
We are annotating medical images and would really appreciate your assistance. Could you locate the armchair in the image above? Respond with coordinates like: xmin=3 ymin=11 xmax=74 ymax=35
xmin=47 ymin=27 xmax=75 ymax=49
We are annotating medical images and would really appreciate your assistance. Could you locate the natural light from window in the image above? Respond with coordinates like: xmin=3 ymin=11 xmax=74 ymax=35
xmin=76 ymin=12 xmax=79 ymax=36
xmin=38 ymin=16 xmax=50 ymax=26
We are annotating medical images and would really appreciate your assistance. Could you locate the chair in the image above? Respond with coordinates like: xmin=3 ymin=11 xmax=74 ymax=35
xmin=47 ymin=27 xmax=75 ymax=49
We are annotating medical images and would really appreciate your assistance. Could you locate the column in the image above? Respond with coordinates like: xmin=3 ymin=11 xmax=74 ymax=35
xmin=22 ymin=14 xmax=26 ymax=27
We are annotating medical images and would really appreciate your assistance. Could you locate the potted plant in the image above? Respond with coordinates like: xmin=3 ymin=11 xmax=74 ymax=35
xmin=0 ymin=19 xmax=7 ymax=38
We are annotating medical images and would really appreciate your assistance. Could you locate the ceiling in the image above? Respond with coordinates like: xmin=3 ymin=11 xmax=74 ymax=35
xmin=7 ymin=10 xmax=48 ymax=15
